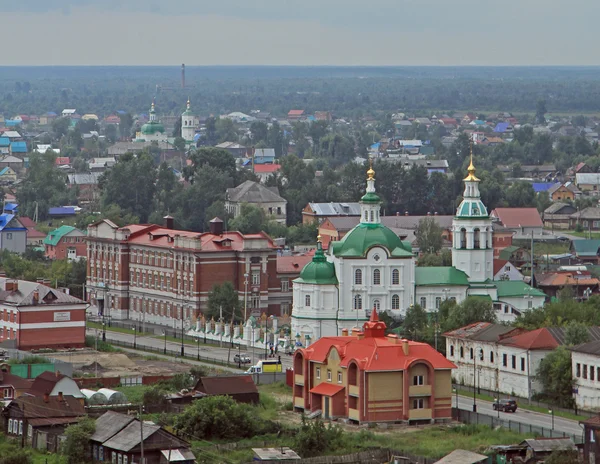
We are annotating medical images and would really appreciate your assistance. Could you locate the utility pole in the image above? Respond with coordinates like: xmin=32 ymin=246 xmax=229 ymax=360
xmin=139 ymin=404 xmax=144 ymax=464
xmin=219 ymin=305 xmax=223 ymax=348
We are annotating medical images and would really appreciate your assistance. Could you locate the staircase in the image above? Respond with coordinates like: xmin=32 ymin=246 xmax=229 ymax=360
xmin=307 ymin=409 xmax=322 ymax=419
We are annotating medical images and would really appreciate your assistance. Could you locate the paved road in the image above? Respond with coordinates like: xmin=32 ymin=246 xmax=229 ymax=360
xmin=87 ymin=328 xmax=294 ymax=370
xmin=456 ymin=395 xmax=583 ymax=438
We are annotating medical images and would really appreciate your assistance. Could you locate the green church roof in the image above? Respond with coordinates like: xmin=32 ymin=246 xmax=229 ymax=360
xmin=141 ymin=121 xmax=165 ymax=135
xmin=331 ymin=223 xmax=413 ymax=258
xmin=415 ymin=267 xmax=470 ymax=286
xmin=296 ymin=242 xmax=338 ymax=285
xmin=360 ymin=192 xmax=381 ymax=204
xmin=456 ymin=198 xmax=489 ymax=219
xmin=494 ymin=280 xmax=545 ymax=298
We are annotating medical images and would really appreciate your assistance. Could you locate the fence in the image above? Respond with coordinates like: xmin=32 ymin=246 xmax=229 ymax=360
xmin=453 ymin=407 xmax=584 ymax=444
xmin=250 ymin=448 xmax=436 ymax=464
xmin=77 ymin=374 xmax=175 ymax=389
xmin=454 ymin=382 xmax=596 ymax=419
xmin=4 ymin=348 xmax=73 ymax=377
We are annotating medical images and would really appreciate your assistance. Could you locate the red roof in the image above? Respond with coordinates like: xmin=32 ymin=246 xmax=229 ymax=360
xmin=499 ymin=328 xmax=559 ymax=350
xmin=254 ymin=164 xmax=281 ymax=174
xmin=288 ymin=110 xmax=305 ymax=116
xmin=575 ymin=162 xmax=588 ymax=173
xmin=54 ymin=157 xmax=70 ymax=166
xmin=120 ymin=224 xmax=277 ymax=252
xmin=277 ymin=255 xmax=312 ymax=274
xmin=19 ymin=217 xmax=36 ymax=228
xmin=491 ymin=208 xmax=543 ymax=228
xmin=310 ymin=383 xmax=344 ymax=396
xmin=493 ymin=259 xmax=510 ymax=276
xmin=300 ymin=310 xmax=455 ymax=372
xmin=27 ymin=229 xmax=46 ymax=238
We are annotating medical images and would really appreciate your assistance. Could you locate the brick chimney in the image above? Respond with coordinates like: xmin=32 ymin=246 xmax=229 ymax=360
xmin=32 ymin=290 xmax=39 ymax=305
xmin=386 ymin=334 xmax=400 ymax=344
xmin=58 ymin=392 xmax=64 ymax=402
xmin=341 ymin=328 xmax=349 ymax=337
xmin=404 ymin=211 xmax=409 ymax=216
xmin=163 ymin=215 xmax=174 ymax=230
xmin=401 ymin=339 xmax=409 ymax=356
xmin=43 ymin=393 xmax=49 ymax=403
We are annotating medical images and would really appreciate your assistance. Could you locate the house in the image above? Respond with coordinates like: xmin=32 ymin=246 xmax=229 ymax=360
xmin=314 ymin=111 xmax=332 ymax=121
xmin=193 ymin=375 xmax=259 ymax=404
xmin=104 ymin=115 xmax=121 ymax=125
xmin=253 ymin=163 xmax=281 ymax=183
xmin=0 ymin=155 xmax=24 ymax=172
xmin=570 ymin=207 xmax=600 ymax=231
xmin=28 ymin=371 xmax=85 ymax=402
xmin=34 ymin=144 xmax=60 ymax=155
xmin=0 ymin=371 xmax=33 ymax=401
xmin=9 ymin=141 xmax=27 ymax=155
xmin=287 ymin=110 xmax=305 ymax=120
xmin=293 ymin=309 xmax=456 ymax=423
xmin=493 ymin=260 xmax=525 ymax=282
xmin=62 ymin=109 xmax=77 ymax=117
xmin=251 ymin=148 xmax=276 ymax=165
xmin=302 ymin=202 xmax=361 ymax=225
xmin=55 ymin=157 xmax=70 ymax=167
xmin=0 ymin=278 xmax=87 ymax=349
xmin=543 ymin=202 xmax=577 ymax=230
xmin=39 ymin=113 xmax=58 ymax=126
xmin=88 ymin=157 xmax=116 ymax=171
xmin=570 ymin=239 xmax=600 ymax=264
xmin=225 ymin=180 xmax=287 ymax=224
xmin=67 ymin=172 xmax=103 ymax=203
xmin=534 ymin=270 xmax=600 ymax=300
xmin=48 ymin=206 xmax=77 ymax=218
xmin=569 ymin=340 xmax=600 ymax=411
xmin=519 ymin=438 xmax=577 ymax=462
xmin=275 ymin=254 xmax=313 ymax=316
xmin=0 ymin=167 xmax=17 ymax=184
xmin=491 ymin=208 xmax=543 ymax=238
xmin=576 ymin=173 xmax=600 ymax=192
xmin=580 ymin=415 xmax=600 ymax=462
xmin=3 ymin=394 xmax=85 ymax=451
xmin=498 ymin=245 xmax=531 ymax=267
xmin=215 ymin=141 xmax=247 ymax=158
xmin=0 ymin=207 xmax=28 ymax=254
xmin=44 ymin=225 xmax=86 ymax=261
xmin=434 ymin=449 xmax=488 ymax=464
xmin=548 ymin=182 xmax=580 ymax=201
xmin=0 ymin=137 xmax=9 ymax=155
xmin=90 ymin=411 xmax=194 ymax=464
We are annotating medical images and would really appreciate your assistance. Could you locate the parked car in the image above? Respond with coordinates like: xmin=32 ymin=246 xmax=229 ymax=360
xmin=233 ymin=354 xmax=252 ymax=364
xmin=493 ymin=399 xmax=518 ymax=412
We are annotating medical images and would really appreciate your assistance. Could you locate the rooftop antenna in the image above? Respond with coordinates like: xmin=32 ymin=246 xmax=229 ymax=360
xmin=181 ymin=63 xmax=186 ymax=89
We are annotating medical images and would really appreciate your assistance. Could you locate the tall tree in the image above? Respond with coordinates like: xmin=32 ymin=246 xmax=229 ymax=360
xmin=535 ymin=99 xmax=547 ymax=124
xmin=206 ymin=282 xmax=242 ymax=321
xmin=536 ymin=346 xmax=575 ymax=407
xmin=229 ymin=203 xmax=265 ymax=234
xmin=415 ymin=217 xmax=443 ymax=253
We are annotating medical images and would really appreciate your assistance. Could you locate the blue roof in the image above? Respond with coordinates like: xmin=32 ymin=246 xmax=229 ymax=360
xmin=48 ymin=207 xmax=76 ymax=216
xmin=242 ymin=159 xmax=252 ymax=167
xmin=47 ymin=112 xmax=57 ymax=116
xmin=10 ymin=141 xmax=27 ymax=153
xmin=116 ymin=110 xmax=126 ymax=115
xmin=0 ymin=138 xmax=9 ymax=147
xmin=5 ymin=120 xmax=20 ymax=127
xmin=0 ymin=214 xmax=23 ymax=232
xmin=494 ymin=122 xmax=510 ymax=133
xmin=370 ymin=142 xmax=381 ymax=150
xmin=532 ymin=182 xmax=558 ymax=193
xmin=193 ymin=133 xmax=202 ymax=142
xmin=0 ymin=168 xmax=11 ymax=176
xmin=473 ymin=120 xmax=486 ymax=125
xmin=3 ymin=203 xmax=17 ymax=212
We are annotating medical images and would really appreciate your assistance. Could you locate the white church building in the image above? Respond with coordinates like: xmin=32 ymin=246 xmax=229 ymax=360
xmin=291 ymin=156 xmax=546 ymax=344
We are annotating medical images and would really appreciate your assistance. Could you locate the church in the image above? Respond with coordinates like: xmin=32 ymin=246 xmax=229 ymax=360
xmin=135 ymin=98 xmax=197 ymax=144
xmin=291 ymin=154 xmax=546 ymax=344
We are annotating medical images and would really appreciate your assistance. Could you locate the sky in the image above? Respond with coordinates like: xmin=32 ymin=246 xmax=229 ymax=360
xmin=2 ymin=1 xmax=599 ymax=66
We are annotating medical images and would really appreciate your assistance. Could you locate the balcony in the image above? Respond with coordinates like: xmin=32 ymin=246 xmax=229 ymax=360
xmin=294 ymin=397 xmax=305 ymax=409
xmin=348 ymin=384 xmax=360 ymax=397
xmin=349 ymin=408 xmax=360 ymax=421
xmin=295 ymin=374 xmax=304 ymax=385
xmin=408 ymin=408 xmax=432 ymax=421
xmin=409 ymin=385 xmax=432 ymax=397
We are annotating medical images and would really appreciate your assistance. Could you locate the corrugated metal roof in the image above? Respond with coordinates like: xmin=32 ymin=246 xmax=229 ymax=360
xmin=90 ymin=411 xmax=135 ymax=443
xmin=226 ymin=180 xmax=285 ymax=203
xmin=308 ymin=202 xmax=361 ymax=217
xmin=521 ymin=438 xmax=575 ymax=452
xmin=434 ymin=449 xmax=488 ymax=464
xmin=102 ymin=421 xmax=160 ymax=452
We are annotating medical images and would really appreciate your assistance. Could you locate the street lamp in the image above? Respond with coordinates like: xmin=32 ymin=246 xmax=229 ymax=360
xmin=132 ymin=327 xmax=137 ymax=350
xmin=549 ymin=408 xmax=554 ymax=430
xmin=494 ymin=398 xmax=500 ymax=419
xmin=243 ymin=273 xmax=249 ymax=322
xmin=452 ymin=387 xmax=458 ymax=419
xmin=102 ymin=320 xmax=106 ymax=342
xmin=162 ymin=330 xmax=167 ymax=355
xmin=197 ymin=334 xmax=200 ymax=361
xmin=180 ymin=315 xmax=185 ymax=357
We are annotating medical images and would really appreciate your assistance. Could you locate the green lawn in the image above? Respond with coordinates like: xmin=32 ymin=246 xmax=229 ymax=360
xmin=87 ymin=321 xmax=153 ymax=337
xmin=112 ymin=385 xmax=149 ymax=404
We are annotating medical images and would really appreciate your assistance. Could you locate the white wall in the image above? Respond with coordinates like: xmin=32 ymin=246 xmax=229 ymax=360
xmin=572 ymin=351 xmax=600 ymax=410
xmin=415 ymin=286 xmax=468 ymax=312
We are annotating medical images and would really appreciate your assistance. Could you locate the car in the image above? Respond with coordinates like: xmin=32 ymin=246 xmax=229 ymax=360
xmin=493 ymin=399 xmax=518 ymax=412
xmin=233 ymin=354 xmax=252 ymax=364
xmin=556 ymin=236 xmax=570 ymax=243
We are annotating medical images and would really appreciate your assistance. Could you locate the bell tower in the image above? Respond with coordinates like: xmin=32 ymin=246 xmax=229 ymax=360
xmin=181 ymin=97 xmax=195 ymax=142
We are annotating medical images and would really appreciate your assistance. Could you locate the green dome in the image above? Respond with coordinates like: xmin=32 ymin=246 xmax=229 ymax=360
xmin=297 ymin=245 xmax=338 ymax=285
xmin=331 ymin=223 xmax=413 ymax=258
xmin=360 ymin=192 xmax=381 ymax=204
xmin=141 ymin=121 xmax=165 ymax=135
xmin=456 ymin=198 xmax=488 ymax=218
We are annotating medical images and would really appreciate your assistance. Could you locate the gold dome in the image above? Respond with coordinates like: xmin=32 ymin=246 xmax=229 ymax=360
xmin=463 ymin=140 xmax=480 ymax=182
xmin=367 ymin=158 xmax=375 ymax=180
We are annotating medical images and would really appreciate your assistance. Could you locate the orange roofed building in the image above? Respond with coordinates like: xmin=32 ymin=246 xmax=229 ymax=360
xmin=293 ymin=309 xmax=455 ymax=424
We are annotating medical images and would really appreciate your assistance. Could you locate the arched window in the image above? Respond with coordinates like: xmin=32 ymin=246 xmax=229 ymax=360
xmin=373 ymin=299 xmax=380 ymax=311
xmin=354 ymin=269 xmax=362 ymax=285
xmin=370 ymin=210 xmax=374 ymax=222
xmin=305 ymin=295 xmax=311 ymax=307
xmin=460 ymin=228 xmax=467 ymax=249
xmin=392 ymin=269 xmax=399 ymax=285
xmin=364 ymin=211 xmax=368 ymax=221
xmin=373 ymin=269 xmax=381 ymax=285
xmin=391 ymin=294 xmax=400 ymax=310
xmin=354 ymin=295 xmax=362 ymax=310
xmin=474 ymin=228 xmax=481 ymax=249
xmin=460 ymin=346 xmax=464 ymax=358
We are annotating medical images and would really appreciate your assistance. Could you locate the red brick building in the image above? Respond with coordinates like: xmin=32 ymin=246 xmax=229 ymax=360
xmin=85 ymin=218 xmax=280 ymax=326
xmin=0 ymin=278 xmax=87 ymax=350
xmin=293 ymin=309 xmax=455 ymax=423
xmin=44 ymin=226 xmax=87 ymax=261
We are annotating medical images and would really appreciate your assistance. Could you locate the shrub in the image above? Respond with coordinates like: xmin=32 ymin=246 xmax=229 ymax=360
xmin=63 ymin=417 xmax=95 ymax=464
xmin=294 ymin=416 xmax=344 ymax=458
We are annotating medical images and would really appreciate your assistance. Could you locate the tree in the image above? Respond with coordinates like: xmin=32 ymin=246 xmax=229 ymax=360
xmin=184 ymin=148 xmax=237 ymax=182
xmin=536 ymin=346 xmax=574 ymax=407
xmin=119 ymin=113 xmax=134 ymax=139
xmin=174 ymin=395 xmax=258 ymax=440
xmin=63 ymin=417 xmax=95 ymax=464
xmin=250 ymin=121 xmax=268 ymax=144
xmin=294 ymin=416 xmax=343 ymax=458
xmin=544 ymin=450 xmax=581 ymax=464
xmin=415 ymin=217 xmax=443 ymax=253
xmin=445 ymin=297 xmax=496 ymax=332
xmin=215 ymin=117 xmax=237 ymax=143
xmin=172 ymin=118 xmax=182 ymax=138
xmin=404 ymin=303 xmax=428 ymax=340
xmin=536 ymin=99 xmax=547 ymax=124
xmin=229 ymin=203 xmax=265 ymax=234
xmin=564 ymin=321 xmax=589 ymax=345
xmin=206 ymin=281 xmax=241 ymax=322
xmin=104 ymin=124 xmax=117 ymax=143
xmin=505 ymin=181 xmax=536 ymax=207
xmin=51 ymin=117 xmax=70 ymax=139
xmin=173 ymin=136 xmax=186 ymax=152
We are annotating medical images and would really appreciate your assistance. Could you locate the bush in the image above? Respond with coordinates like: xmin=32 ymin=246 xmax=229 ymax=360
xmin=142 ymin=386 xmax=167 ymax=412
xmin=294 ymin=416 xmax=344 ymax=458
xmin=63 ymin=417 xmax=95 ymax=464
xmin=174 ymin=395 xmax=260 ymax=440
xmin=8 ymin=355 xmax=49 ymax=365
xmin=84 ymin=336 xmax=118 ymax=352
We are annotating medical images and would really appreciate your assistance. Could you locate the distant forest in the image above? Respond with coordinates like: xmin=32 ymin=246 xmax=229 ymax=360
xmin=4 ymin=66 xmax=600 ymax=117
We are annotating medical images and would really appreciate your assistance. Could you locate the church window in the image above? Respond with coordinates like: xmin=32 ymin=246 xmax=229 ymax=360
xmin=370 ymin=211 xmax=374 ymax=222
xmin=435 ymin=297 xmax=441 ymax=309
xmin=420 ymin=297 xmax=426 ymax=309
xmin=373 ymin=299 xmax=380 ymax=311
xmin=460 ymin=228 xmax=467 ymax=249
xmin=391 ymin=294 xmax=400 ymax=310
xmin=364 ymin=211 xmax=368 ymax=221
xmin=392 ymin=269 xmax=399 ymax=285
xmin=474 ymin=228 xmax=481 ymax=249
xmin=372 ymin=269 xmax=381 ymax=285
xmin=305 ymin=295 xmax=311 ymax=307
xmin=353 ymin=295 xmax=362 ymax=310
xmin=354 ymin=269 xmax=362 ymax=285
